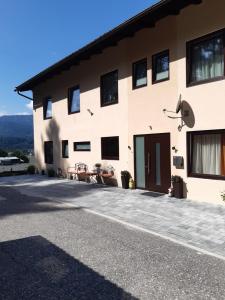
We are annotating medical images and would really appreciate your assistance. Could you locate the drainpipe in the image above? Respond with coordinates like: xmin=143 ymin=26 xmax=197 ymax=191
xmin=15 ymin=90 xmax=33 ymax=101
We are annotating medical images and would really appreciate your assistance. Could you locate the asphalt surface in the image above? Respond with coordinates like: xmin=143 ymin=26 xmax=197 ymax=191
xmin=1 ymin=185 xmax=225 ymax=299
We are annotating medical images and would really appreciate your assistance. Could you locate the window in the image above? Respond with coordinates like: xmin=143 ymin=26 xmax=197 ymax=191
xmin=101 ymin=136 xmax=119 ymax=160
xmin=132 ymin=58 xmax=147 ymax=89
xmin=100 ymin=70 xmax=118 ymax=107
xmin=43 ymin=98 xmax=52 ymax=119
xmin=152 ymin=50 xmax=169 ymax=83
xmin=68 ymin=86 xmax=80 ymax=114
xmin=187 ymin=130 xmax=225 ymax=179
xmin=62 ymin=140 xmax=69 ymax=158
xmin=44 ymin=141 xmax=53 ymax=164
xmin=74 ymin=142 xmax=91 ymax=151
xmin=187 ymin=29 xmax=225 ymax=86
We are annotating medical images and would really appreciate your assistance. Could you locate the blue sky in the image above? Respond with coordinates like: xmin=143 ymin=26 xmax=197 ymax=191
xmin=0 ymin=0 xmax=156 ymax=116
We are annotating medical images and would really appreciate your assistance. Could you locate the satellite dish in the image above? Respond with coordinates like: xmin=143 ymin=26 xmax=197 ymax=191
xmin=176 ymin=94 xmax=182 ymax=114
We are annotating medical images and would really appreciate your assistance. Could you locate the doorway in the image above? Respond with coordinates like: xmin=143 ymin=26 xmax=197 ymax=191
xmin=134 ymin=133 xmax=171 ymax=193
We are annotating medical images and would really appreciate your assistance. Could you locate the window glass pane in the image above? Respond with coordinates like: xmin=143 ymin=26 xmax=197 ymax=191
xmin=134 ymin=60 xmax=147 ymax=87
xmin=135 ymin=137 xmax=145 ymax=188
xmin=70 ymin=87 xmax=80 ymax=113
xmin=44 ymin=141 xmax=53 ymax=164
xmin=45 ymin=99 xmax=52 ymax=119
xmin=191 ymin=35 xmax=224 ymax=82
xmin=62 ymin=141 xmax=69 ymax=158
xmin=192 ymin=133 xmax=221 ymax=175
xmin=154 ymin=52 xmax=169 ymax=81
xmin=74 ymin=142 xmax=91 ymax=151
xmin=101 ymin=71 xmax=118 ymax=106
xmin=101 ymin=137 xmax=119 ymax=160
xmin=155 ymin=143 xmax=161 ymax=185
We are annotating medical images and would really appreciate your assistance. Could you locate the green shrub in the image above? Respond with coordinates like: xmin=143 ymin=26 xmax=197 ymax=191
xmin=27 ymin=165 xmax=36 ymax=174
xmin=20 ymin=155 xmax=29 ymax=163
xmin=47 ymin=168 xmax=55 ymax=177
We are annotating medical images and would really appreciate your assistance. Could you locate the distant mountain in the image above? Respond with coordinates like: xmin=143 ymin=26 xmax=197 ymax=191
xmin=0 ymin=115 xmax=33 ymax=150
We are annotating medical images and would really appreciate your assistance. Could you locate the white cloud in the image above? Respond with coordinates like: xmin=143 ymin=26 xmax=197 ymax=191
xmin=26 ymin=101 xmax=33 ymax=110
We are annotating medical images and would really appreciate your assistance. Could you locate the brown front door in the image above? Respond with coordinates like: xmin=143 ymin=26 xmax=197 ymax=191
xmin=145 ymin=133 xmax=171 ymax=193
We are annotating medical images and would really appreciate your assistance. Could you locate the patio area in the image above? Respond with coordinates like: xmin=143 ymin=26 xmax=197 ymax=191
xmin=1 ymin=174 xmax=225 ymax=258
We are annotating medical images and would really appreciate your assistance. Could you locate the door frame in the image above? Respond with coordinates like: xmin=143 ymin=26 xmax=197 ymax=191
xmin=133 ymin=133 xmax=171 ymax=191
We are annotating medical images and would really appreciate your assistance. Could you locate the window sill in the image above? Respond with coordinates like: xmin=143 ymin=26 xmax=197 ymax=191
xmin=188 ymin=173 xmax=225 ymax=181
xmin=132 ymin=83 xmax=147 ymax=90
xmin=152 ymin=77 xmax=169 ymax=85
xmin=68 ymin=110 xmax=80 ymax=115
xmin=187 ymin=76 xmax=225 ymax=87
xmin=101 ymin=156 xmax=119 ymax=160
xmin=101 ymin=100 xmax=118 ymax=108
xmin=44 ymin=117 xmax=52 ymax=120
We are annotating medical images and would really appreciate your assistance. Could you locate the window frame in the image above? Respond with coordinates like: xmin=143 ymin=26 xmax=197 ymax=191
xmin=132 ymin=58 xmax=148 ymax=90
xmin=100 ymin=70 xmax=118 ymax=107
xmin=68 ymin=85 xmax=80 ymax=114
xmin=186 ymin=29 xmax=225 ymax=87
xmin=43 ymin=97 xmax=52 ymax=120
xmin=62 ymin=140 xmax=69 ymax=158
xmin=187 ymin=129 xmax=225 ymax=181
xmin=152 ymin=49 xmax=170 ymax=84
xmin=44 ymin=141 xmax=53 ymax=164
xmin=101 ymin=136 xmax=119 ymax=160
xmin=74 ymin=141 xmax=91 ymax=152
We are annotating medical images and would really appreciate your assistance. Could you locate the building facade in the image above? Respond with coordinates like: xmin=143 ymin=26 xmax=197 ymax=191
xmin=16 ymin=0 xmax=225 ymax=203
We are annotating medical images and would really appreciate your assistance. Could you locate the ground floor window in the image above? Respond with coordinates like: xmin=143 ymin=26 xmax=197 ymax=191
xmin=74 ymin=141 xmax=91 ymax=151
xmin=62 ymin=140 xmax=69 ymax=158
xmin=44 ymin=141 xmax=53 ymax=164
xmin=101 ymin=136 xmax=119 ymax=160
xmin=188 ymin=130 xmax=225 ymax=179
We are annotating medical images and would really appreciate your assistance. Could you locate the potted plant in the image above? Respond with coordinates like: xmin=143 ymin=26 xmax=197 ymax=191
xmin=27 ymin=165 xmax=36 ymax=175
xmin=221 ymin=191 xmax=225 ymax=202
xmin=47 ymin=168 xmax=55 ymax=177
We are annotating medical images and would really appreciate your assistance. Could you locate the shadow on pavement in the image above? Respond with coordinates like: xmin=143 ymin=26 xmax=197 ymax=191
xmin=0 ymin=186 xmax=86 ymax=219
xmin=0 ymin=235 xmax=137 ymax=300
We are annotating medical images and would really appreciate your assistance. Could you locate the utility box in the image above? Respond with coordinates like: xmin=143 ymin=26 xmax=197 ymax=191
xmin=173 ymin=156 xmax=184 ymax=169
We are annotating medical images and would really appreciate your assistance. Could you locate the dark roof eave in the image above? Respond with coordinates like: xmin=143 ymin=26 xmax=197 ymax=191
xmin=15 ymin=0 xmax=202 ymax=92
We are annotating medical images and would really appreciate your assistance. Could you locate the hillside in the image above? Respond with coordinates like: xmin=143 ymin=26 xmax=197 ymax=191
xmin=0 ymin=115 xmax=33 ymax=150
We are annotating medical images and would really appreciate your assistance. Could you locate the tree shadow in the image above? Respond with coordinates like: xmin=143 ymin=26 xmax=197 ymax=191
xmin=0 ymin=186 xmax=86 ymax=220
xmin=0 ymin=235 xmax=137 ymax=299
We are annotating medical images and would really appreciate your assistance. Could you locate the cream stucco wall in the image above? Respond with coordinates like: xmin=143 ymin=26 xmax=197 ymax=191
xmin=33 ymin=0 xmax=225 ymax=203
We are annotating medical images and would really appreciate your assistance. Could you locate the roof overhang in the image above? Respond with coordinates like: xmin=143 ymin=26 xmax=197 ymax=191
xmin=15 ymin=0 xmax=202 ymax=92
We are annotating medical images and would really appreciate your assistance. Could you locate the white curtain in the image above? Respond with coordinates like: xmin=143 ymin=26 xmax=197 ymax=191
xmin=192 ymin=134 xmax=221 ymax=175
xmin=192 ymin=37 xmax=224 ymax=82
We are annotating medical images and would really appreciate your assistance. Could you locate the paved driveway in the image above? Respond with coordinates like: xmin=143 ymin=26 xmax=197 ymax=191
xmin=1 ymin=175 xmax=225 ymax=258
xmin=1 ymin=180 xmax=225 ymax=299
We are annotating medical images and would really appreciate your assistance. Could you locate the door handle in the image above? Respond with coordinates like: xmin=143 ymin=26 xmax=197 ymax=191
xmin=147 ymin=152 xmax=150 ymax=175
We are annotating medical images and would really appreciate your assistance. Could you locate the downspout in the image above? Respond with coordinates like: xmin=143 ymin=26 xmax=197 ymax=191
xmin=15 ymin=89 xmax=33 ymax=101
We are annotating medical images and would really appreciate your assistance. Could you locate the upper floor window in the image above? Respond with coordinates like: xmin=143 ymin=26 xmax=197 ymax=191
xmin=62 ymin=140 xmax=69 ymax=158
xmin=44 ymin=141 xmax=53 ymax=164
xmin=152 ymin=50 xmax=169 ymax=84
xmin=132 ymin=58 xmax=147 ymax=89
xmin=68 ymin=86 xmax=80 ymax=114
xmin=43 ymin=98 xmax=52 ymax=120
xmin=101 ymin=136 xmax=119 ymax=160
xmin=187 ymin=130 xmax=225 ymax=180
xmin=100 ymin=70 xmax=118 ymax=107
xmin=187 ymin=29 xmax=225 ymax=86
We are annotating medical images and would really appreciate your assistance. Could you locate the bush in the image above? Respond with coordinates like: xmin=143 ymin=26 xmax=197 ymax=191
xmin=0 ymin=149 xmax=8 ymax=157
xmin=20 ymin=155 xmax=29 ymax=163
xmin=47 ymin=168 xmax=55 ymax=177
xmin=27 ymin=165 xmax=36 ymax=174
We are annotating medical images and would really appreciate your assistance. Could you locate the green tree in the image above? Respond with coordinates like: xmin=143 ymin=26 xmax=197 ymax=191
xmin=0 ymin=149 xmax=8 ymax=157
